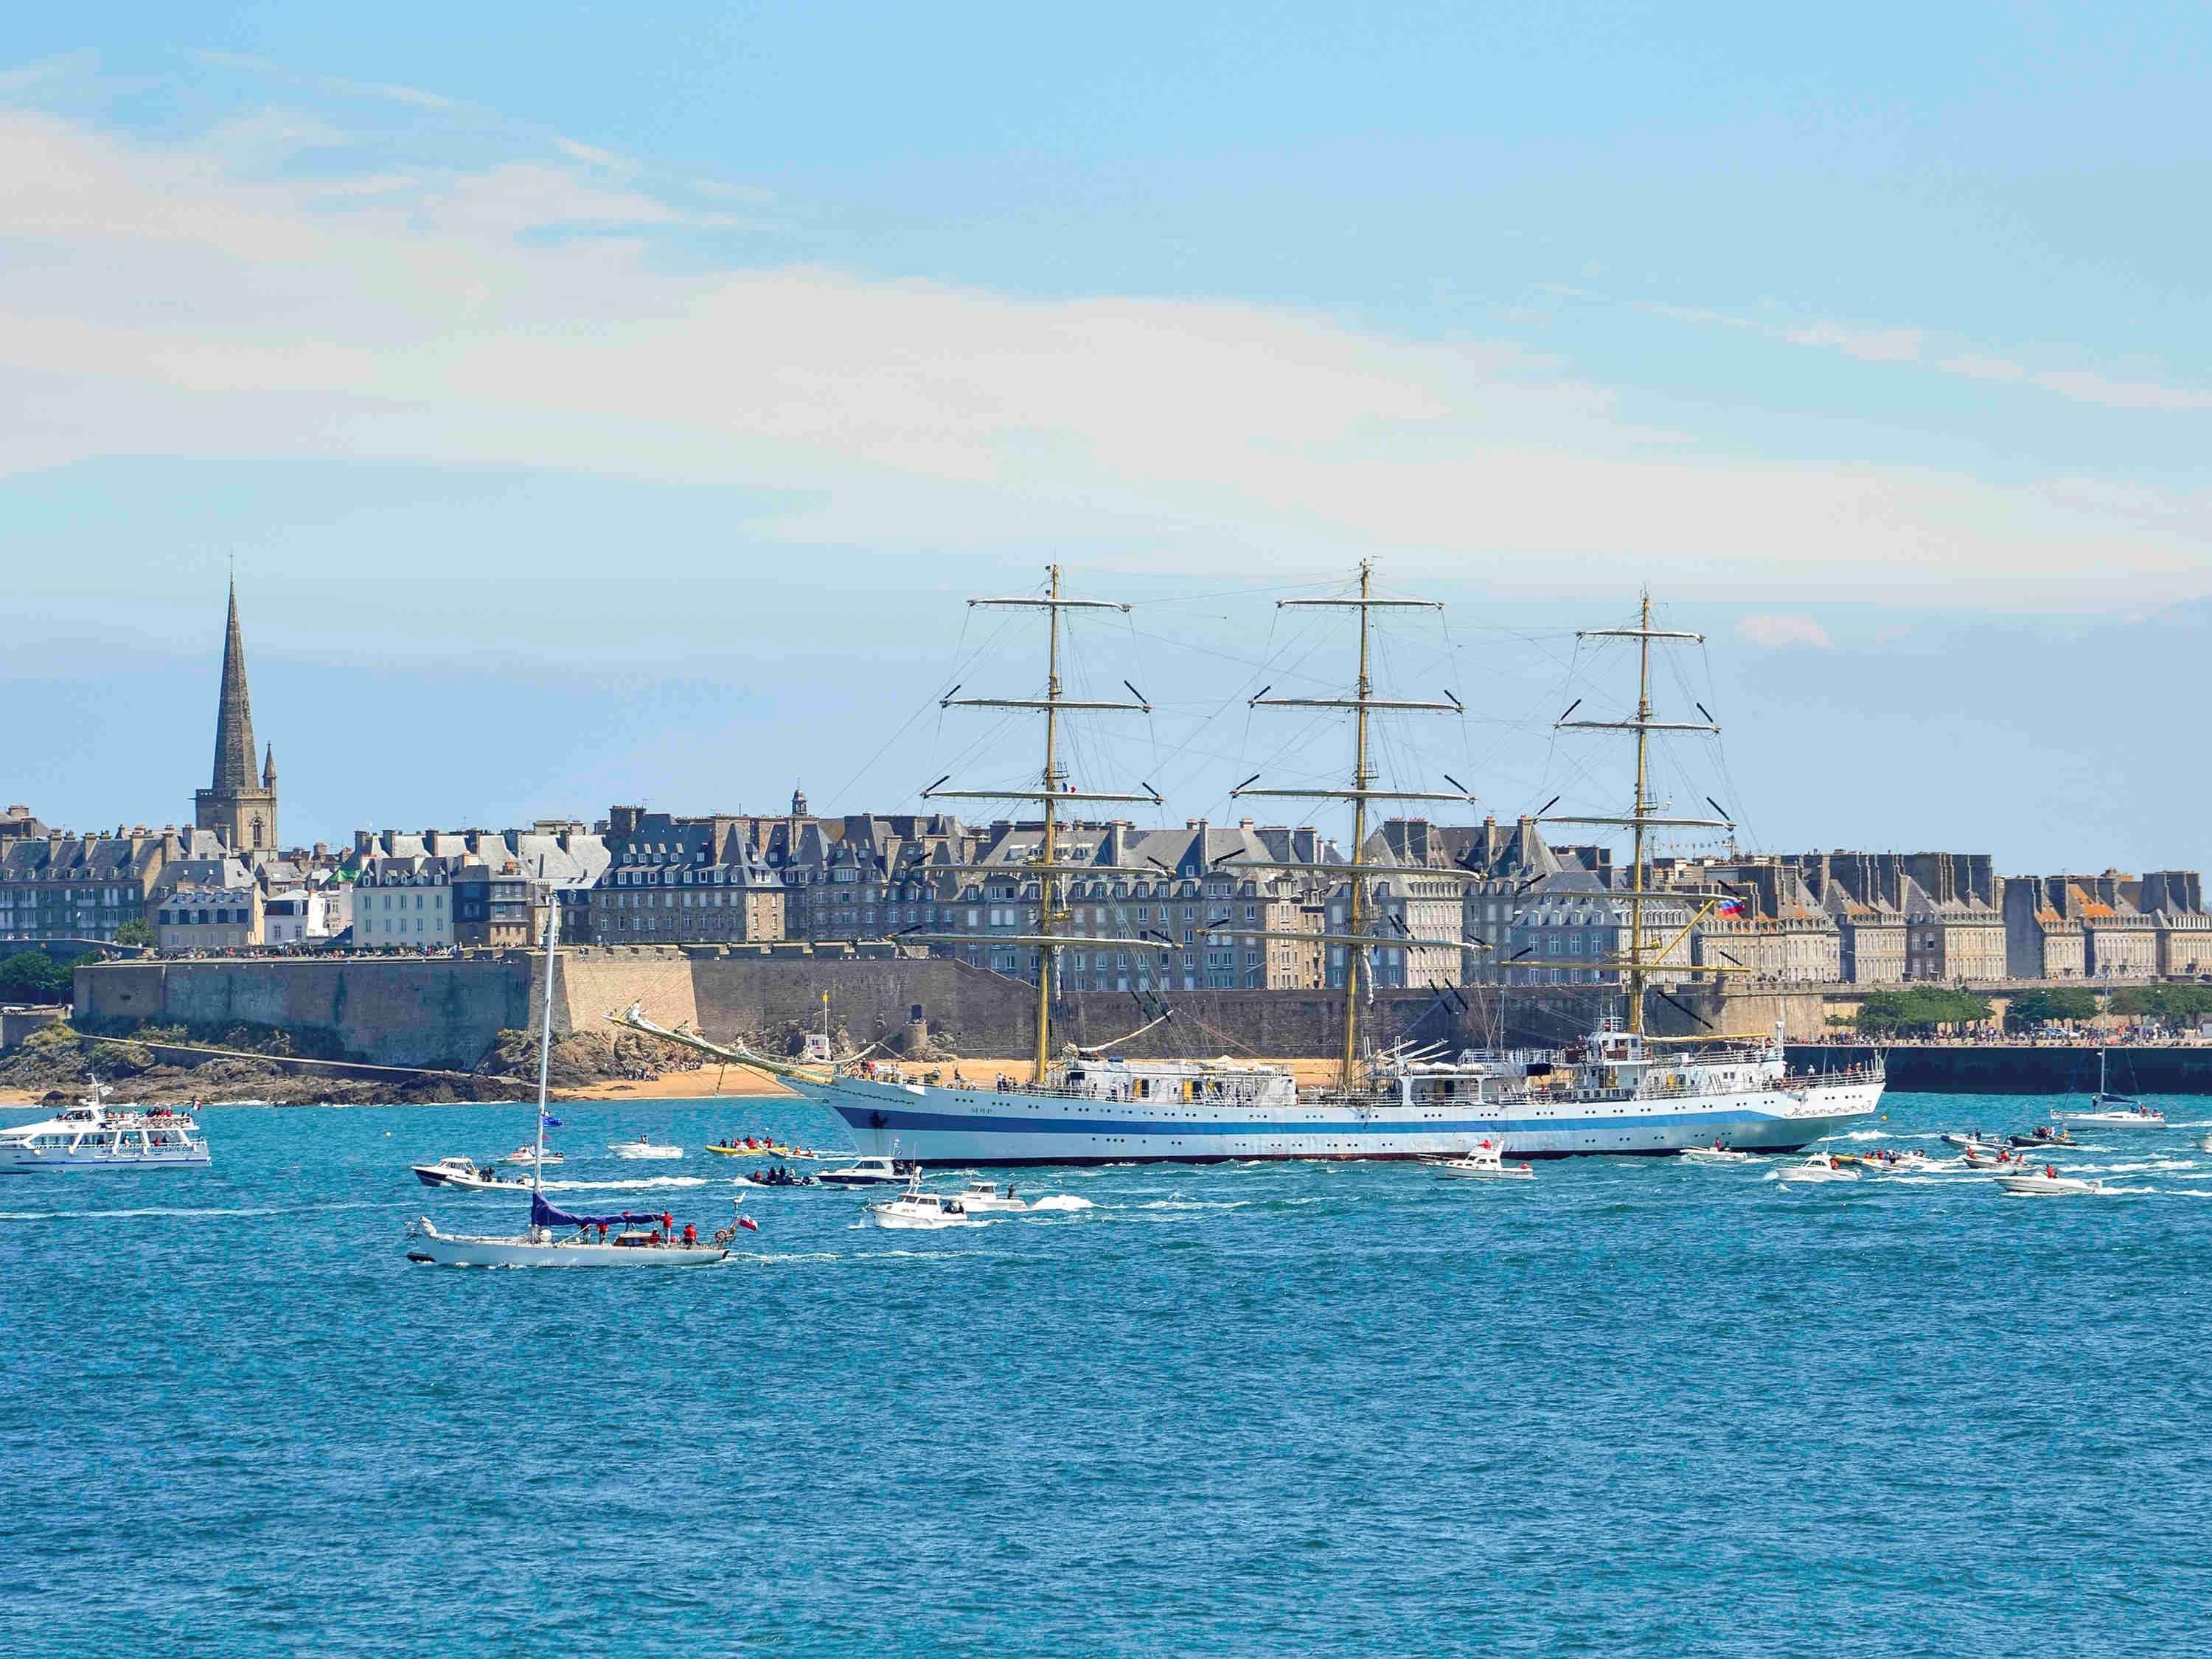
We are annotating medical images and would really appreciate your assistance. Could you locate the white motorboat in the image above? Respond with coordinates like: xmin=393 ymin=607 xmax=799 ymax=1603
xmin=1424 ymin=1139 xmax=1535 ymax=1181
xmin=0 ymin=1081 xmax=211 ymax=1173
xmin=866 ymin=1181 xmax=984 ymax=1230
xmin=1868 ymin=1151 xmax=1939 ymax=1175
xmin=816 ymin=1154 xmax=921 ymax=1189
xmin=406 ymin=904 xmax=735 ymax=1269
xmin=608 ymin=1135 xmax=685 ymax=1161
xmin=955 ymin=1178 xmax=1031 ymax=1214
xmin=1777 ymin=1153 xmax=1860 ymax=1184
xmin=2050 ymin=1105 xmax=2165 ymax=1130
xmin=411 ymin=1155 xmax=532 ymax=1192
xmin=1941 ymin=1133 xmax=2008 ymax=1155
xmin=501 ymin=1144 xmax=563 ymax=1166
xmin=1995 ymin=1166 xmax=2106 ymax=1197
xmin=1680 ymin=1141 xmax=1752 ymax=1165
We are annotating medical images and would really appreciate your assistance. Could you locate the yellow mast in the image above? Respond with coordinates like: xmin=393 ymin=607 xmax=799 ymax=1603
xmin=1035 ymin=565 xmax=1064 ymax=1079
xmin=1344 ymin=563 xmax=1374 ymax=1085
xmin=1233 ymin=563 xmax=1473 ymax=1093
xmin=1545 ymin=591 xmax=1733 ymax=1033
xmin=905 ymin=567 xmax=1163 ymax=1080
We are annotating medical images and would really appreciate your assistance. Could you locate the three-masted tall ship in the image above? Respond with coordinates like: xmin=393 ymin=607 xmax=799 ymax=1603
xmin=797 ymin=571 xmax=1879 ymax=1164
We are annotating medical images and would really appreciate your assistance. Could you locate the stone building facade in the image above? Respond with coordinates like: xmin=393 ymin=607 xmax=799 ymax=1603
xmin=595 ymin=807 xmax=785 ymax=946
xmin=154 ymin=880 xmax=264 ymax=951
xmin=0 ymin=824 xmax=172 ymax=947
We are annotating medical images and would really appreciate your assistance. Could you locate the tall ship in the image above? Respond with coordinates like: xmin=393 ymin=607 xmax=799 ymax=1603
xmin=751 ymin=570 xmax=1880 ymax=1163
xmin=0 ymin=1081 xmax=212 ymax=1172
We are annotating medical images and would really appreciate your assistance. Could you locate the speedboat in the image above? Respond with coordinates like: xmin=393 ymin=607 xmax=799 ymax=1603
xmin=956 ymin=1178 xmax=1031 ymax=1214
xmin=706 ymin=1138 xmax=821 ymax=1159
xmin=1680 ymin=1141 xmax=1752 ymax=1165
xmin=2008 ymin=1127 xmax=2076 ymax=1150
xmin=609 ymin=1135 xmax=685 ymax=1161
xmin=411 ymin=1155 xmax=532 ymax=1192
xmin=0 ymin=1082 xmax=212 ymax=1173
xmin=1868 ymin=1150 xmax=1939 ymax=1175
xmin=1424 ymin=1139 xmax=1535 ymax=1181
xmin=1941 ymin=1133 xmax=2007 ymax=1155
xmin=738 ymin=1165 xmax=819 ymax=1188
xmin=1777 ymin=1153 xmax=1860 ymax=1184
xmin=1995 ymin=1166 xmax=2106 ymax=1197
xmin=817 ymin=1154 xmax=920 ymax=1188
xmin=501 ymin=1145 xmax=563 ymax=1166
xmin=2050 ymin=1105 xmax=2166 ymax=1130
xmin=865 ymin=1183 xmax=983 ymax=1229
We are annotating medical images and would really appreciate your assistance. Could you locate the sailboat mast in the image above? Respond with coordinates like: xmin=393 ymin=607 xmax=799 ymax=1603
xmin=1035 ymin=564 xmax=1064 ymax=1081
xmin=1629 ymin=590 xmax=1652 ymax=1035
xmin=1342 ymin=562 xmax=1374 ymax=1088
xmin=532 ymin=897 xmax=561 ymax=1200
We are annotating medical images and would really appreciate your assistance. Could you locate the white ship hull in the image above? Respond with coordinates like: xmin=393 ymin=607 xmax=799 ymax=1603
xmin=0 ymin=1145 xmax=212 ymax=1173
xmin=804 ymin=1076 xmax=1882 ymax=1166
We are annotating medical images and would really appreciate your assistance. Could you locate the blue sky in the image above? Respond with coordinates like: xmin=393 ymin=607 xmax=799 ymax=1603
xmin=5 ymin=6 xmax=2211 ymax=870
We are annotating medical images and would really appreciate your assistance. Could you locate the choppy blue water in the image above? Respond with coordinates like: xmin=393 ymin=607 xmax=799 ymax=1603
xmin=4 ymin=1090 xmax=2209 ymax=1657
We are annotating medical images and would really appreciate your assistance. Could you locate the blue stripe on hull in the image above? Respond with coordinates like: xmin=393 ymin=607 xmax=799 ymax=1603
xmin=804 ymin=1079 xmax=1880 ymax=1166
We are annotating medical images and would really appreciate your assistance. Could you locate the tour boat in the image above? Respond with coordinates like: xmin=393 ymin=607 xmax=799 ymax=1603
xmin=865 ymin=1179 xmax=984 ymax=1230
xmin=0 ymin=1082 xmax=212 ymax=1174
xmin=501 ymin=1144 xmax=563 ymax=1166
xmin=816 ymin=1154 xmax=921 ymax=1189
xmin=1680 ymin=1141 xmax=1752 ymax=1165
xmin=410 ymin=1155 xmax=532 ymax=1192
xmin=1776 ymin=1154 xmax=1860 ymax=1184
xmin=608 ymin=1135 xmax=685 ymax=1161
xmin=1424 ymin=1140 xmax=1534 ymax=1180
xmin=954 ymin=1178 xmax=1032 ymax=1213
xmin=1995 ymin=1166 xmax=2106 ymax=1197
xmin=405 ymin=905 xmax=731 ymax=1269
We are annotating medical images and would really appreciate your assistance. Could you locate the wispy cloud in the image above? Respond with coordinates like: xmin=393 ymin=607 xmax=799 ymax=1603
xmin=1644 ymin=298 xmax=2212 ymax=413
xmin=1736 ymin=614 xmax=1832 ymax=650
xmin=0 ymin=98 xmax=2208 ymax=605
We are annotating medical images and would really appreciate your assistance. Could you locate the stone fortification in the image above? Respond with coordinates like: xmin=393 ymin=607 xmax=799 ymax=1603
xmin=74 ymin=949 xmax=1838 ymax=1071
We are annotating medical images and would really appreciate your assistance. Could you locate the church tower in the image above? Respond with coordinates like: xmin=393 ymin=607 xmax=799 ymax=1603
xmin=194 ymin=577 xmax=279 ymax=852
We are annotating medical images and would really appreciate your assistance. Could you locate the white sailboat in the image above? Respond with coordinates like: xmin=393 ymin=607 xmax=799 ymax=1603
xmin=2051 ymin=1051 xmax=2163 ymax=1127
xmin=407 ymin=903 xmax=734 ymax=1267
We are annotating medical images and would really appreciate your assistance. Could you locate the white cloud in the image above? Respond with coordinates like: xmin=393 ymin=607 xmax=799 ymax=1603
xmin=0 ymin=105 xmax=2208 ymax=604
xmin=1654 ymin=299 xmax=2212 ymax=414
xmin=1736 ymin=614 xmax=1833 ymax=650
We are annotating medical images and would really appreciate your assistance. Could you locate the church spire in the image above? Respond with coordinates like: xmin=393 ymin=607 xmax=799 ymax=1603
xmin=211 ymin=576 xmax=259 ymax=794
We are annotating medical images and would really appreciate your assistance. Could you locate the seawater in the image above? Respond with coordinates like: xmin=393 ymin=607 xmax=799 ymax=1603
xmin=4 ymin=1091 xmax=2209 ymax=1656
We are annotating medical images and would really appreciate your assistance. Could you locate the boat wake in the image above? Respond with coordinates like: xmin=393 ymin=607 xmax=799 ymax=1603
xmin=1027 ymin=1194 xmax=1094 ymax=1212
xmin=538 ymin=1176 xmax=709 ymax=1192
xmin=0 ymin=1203 xmax=313 ymax=1222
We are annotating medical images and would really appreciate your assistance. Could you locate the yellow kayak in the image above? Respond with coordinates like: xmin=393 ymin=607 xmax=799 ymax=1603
xmin=706 ymin=1141 xmax=809 ymax=1158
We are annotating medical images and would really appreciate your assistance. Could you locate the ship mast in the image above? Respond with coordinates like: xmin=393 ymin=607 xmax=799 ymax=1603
xmin=908 ymin=566 xmax=1165 ymax=1079
xmin=1234 ymin=562 xmax=1477 ymax=1091
xmin=1543 ymin=591 xmax=1734 ymax=1034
